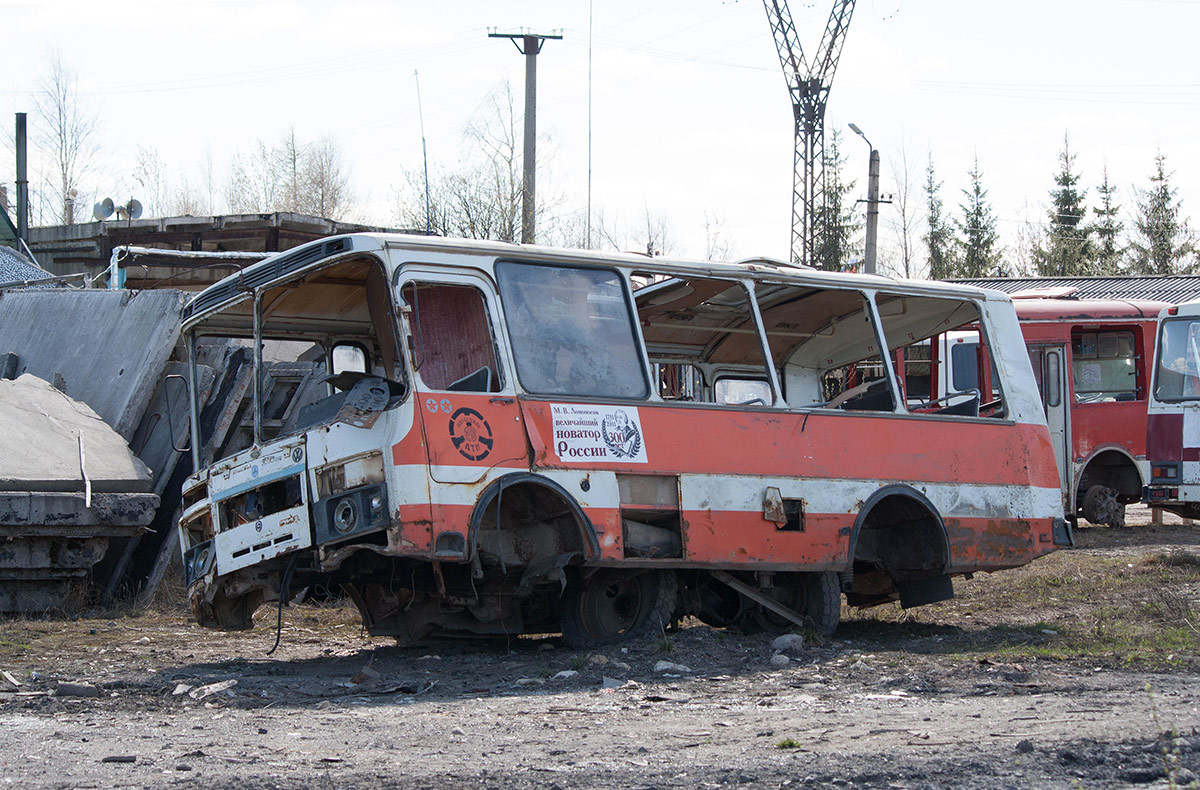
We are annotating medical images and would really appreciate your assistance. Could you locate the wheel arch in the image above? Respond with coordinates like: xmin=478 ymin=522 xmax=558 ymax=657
xmin=468 ymin=472 xmax=602 ymax=562
xmin=1076 ymin=445 xmax=1144 ymax=502
xmin=847 ymin=484 xmax=951 ymax=575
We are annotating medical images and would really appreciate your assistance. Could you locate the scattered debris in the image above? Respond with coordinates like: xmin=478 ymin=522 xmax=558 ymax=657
xmin=771 ymin=633 xmax=806 ymax=654
xmin=188 ymin=679 xmax=237 ymax=700
xmin=55 ymin=682 xmax=101 ymax=697
xmin=654 ymin=661 xmax=692 ymax=674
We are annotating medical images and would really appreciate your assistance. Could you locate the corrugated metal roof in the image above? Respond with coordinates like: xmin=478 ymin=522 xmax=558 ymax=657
xmin=950 ymin=275 xmax=1200 ymax=305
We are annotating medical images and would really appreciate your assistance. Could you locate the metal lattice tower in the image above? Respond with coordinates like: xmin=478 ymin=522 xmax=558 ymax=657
xmin=763 ymin=0 xmax=856 ymax=267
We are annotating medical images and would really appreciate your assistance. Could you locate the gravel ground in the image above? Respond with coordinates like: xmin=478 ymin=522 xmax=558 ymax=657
xmin=1 ymin=506 xmax=1198 ymax=789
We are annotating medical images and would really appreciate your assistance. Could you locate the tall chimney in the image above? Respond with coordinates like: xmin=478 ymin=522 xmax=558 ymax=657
xmin=16 ymin=113 xmax=29 ymax=245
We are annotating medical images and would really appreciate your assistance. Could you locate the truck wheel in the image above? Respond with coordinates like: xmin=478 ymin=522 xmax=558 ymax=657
xmin=561 ymin=570 xmax=677 ymax=649
xmin=1082 ymin=485 xmax=1125 ymax=527
xmin=747 ymin=571 xmax=841 ymax=637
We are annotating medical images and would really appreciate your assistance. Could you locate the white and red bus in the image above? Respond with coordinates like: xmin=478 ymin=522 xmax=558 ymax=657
xmin=176 ymin=234 xmax=1068 ymax=647
xmin=1145 ymin=300 xmax=1200 ymax=519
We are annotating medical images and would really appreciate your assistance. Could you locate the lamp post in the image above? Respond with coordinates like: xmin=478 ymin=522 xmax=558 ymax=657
xmin=848 ymin=123 xmax=879 ymax=275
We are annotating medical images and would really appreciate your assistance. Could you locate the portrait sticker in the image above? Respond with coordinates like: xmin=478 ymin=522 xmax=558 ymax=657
xmin=550 ymin=404 xmax=648 ymax=464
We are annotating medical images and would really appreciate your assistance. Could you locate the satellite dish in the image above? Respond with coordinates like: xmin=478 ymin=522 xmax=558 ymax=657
xmin=126 ymin=199 xmax=143 ymax=220
xmin=93 ymin=197 xmax=115 ymax=221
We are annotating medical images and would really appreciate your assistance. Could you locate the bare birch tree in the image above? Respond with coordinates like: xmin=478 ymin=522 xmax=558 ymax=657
xmin=35 ymin=53 xmax=98 ymax=223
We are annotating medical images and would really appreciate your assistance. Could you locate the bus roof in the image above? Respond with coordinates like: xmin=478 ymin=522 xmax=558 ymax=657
xmin=182 ymin=232 xmax=1012 ymax=327
xmin=1012 ymin=297 xmax=1170 ymax=322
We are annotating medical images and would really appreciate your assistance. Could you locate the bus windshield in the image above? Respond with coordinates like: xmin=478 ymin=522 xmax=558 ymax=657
xmin=1155 ymin=318 xmax=1200 ymax=401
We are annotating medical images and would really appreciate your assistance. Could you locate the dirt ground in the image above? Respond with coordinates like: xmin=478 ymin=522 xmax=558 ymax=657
xmin=2 ymin=506 xmax=1199 ymax=789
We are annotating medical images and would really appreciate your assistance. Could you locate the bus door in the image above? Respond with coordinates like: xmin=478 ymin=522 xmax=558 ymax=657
xmin=397 ymin=274 xmax=530 ymax=486
xmin=1028 ymin=344 xmax=1072 ymax=505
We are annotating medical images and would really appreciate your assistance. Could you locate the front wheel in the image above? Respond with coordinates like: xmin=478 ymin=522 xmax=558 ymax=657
xmin=1081 ymin=485 xmax=1125 ymax=527
xmin=561 ymin=570 xmax=677 ymax=649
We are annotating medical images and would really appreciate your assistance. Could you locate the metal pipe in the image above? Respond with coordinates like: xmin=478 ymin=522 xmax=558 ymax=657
xmin=252 ymin=291 xmax=264 ymax=447
xmin=186 ymin=332 xmax=203 ymax=470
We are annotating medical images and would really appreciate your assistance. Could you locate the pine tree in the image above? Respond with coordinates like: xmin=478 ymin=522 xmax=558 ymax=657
xmin=923 ymin=153 xmax=955 ymax=280
xmin=1092 ymin=165 xmax=1124 ymax=274
xmin=1034 ymin=134 xmax=1092 ymax=276
xmin=812 ymin=129 xmax=861 ymax=271
xmin=955 ymin=155 xmax=1004 ymax=278
xmin=1128 ymin=150 xmax=1198 ymax=275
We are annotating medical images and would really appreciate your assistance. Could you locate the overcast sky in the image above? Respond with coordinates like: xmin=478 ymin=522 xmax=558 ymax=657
xmin=5 ymin=0 xmax=1200 ymax=274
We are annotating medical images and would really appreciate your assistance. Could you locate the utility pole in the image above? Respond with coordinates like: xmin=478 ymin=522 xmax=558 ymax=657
xmin=848 ymin=123 xmax=880 ymax=274
xmin=489 ymin=28 xmax=561 ymax=245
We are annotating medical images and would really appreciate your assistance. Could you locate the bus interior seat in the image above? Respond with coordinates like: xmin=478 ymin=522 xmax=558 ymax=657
xmin=447 ymin=366 xmax=493 ymax=392
xmin=935 ymin=393 xmax=980 ymax=417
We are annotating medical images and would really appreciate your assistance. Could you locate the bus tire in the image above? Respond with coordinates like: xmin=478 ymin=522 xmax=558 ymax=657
xmin=747 ymin=571 xmax=841 ymax=637
xmin=561 ymin=570 xmax=677 ymax=649
xmin=1082 ymin=485 xmax=1125 ymax=527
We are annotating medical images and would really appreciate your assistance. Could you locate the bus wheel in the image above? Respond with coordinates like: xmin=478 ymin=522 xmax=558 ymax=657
xmin=747 ymin=572 xmax=840 ymax=637
xmin=1082 ymin=485 xmax=1125 ymax=527
xmin=561 ymin=570 xmax=677 ymax=649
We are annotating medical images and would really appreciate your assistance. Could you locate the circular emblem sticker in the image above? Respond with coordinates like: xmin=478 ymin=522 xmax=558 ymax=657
xmin=449 ymin=407 xmax=493 ymax=462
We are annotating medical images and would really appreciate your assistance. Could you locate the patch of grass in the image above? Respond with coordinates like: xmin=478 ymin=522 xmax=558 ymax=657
xmin=652 ymin=636 xmax=674 ymax=655
xmin=775 ymin=738 xmax=802 ymax=750
xmin=839 ymin=546 xmax=1200 ymax=669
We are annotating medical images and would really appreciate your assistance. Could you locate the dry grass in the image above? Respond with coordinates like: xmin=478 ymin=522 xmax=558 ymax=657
xmin=841 ymin=543 xmax=1200 ymax=669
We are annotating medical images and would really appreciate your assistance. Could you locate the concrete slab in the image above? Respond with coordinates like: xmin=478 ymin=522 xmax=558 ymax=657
xmin=0 ymin=374 xmax=152 ymax=493
xmin=0 ymin=288 xmax=186 ymax=439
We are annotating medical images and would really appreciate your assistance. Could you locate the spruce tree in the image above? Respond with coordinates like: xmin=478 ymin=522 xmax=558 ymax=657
xmin=955 ymin=155 xmax=1004 ymax=278
xmin=1092 ymin=165 xmax=1124 ymax=274
xmin=812 ymin=129 xmax=861 ymax=272
xmin=1129 ymin=150 xmax=1198 ymax=275
xmin=1035 ymin=134 xmax=1092 ymax=276
xmin=923 ymin=153 xmax=954 ymax=280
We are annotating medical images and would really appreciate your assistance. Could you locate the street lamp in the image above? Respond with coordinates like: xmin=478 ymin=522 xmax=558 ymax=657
xmin=848 ymin=123 xmax=880 ymax=275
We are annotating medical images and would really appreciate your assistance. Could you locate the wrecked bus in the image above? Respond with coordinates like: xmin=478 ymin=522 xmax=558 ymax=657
xmin=177 ymin=234 xmax=1070 ymax=647
xmin=1144 ymin=300 xmax=1200 ymax=519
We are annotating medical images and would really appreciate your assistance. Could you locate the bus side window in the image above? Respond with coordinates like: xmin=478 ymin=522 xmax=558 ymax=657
xmin=874 ymin=295 xmax=1003 ymax=418
xmin=757 ymin=285 xmax=893 ymax=411
xmin=402 ymin=282 xmax=502 ymax=393
xmin=1072 ymin=328 xmax=1138 ymax=402
xmin=634 ymin=274 xmax=776 ymax=407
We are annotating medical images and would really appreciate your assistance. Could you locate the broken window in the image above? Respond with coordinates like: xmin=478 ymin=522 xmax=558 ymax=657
xmin=874 ymin=294 xmax=1002 ymax=418
xmin=754 ymin=284 xmax=890 ymax=411
xmin=188 ymin=256 xmax=407 ymax=458
xmin=497 ymin=262 xmax=648 ymax=399
xmin=634 ymin=274 xmax=775 ymax=407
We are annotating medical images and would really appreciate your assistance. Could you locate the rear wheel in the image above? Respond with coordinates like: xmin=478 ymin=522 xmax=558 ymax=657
xmin=745 ymin=571 xmax=841 ymax=637
xmin=561 ymin=570 xmax=677 ymax=649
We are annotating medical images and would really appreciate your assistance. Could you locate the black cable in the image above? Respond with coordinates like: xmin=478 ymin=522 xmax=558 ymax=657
xmin=267 ymin=552 xmax=301 ymax=656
